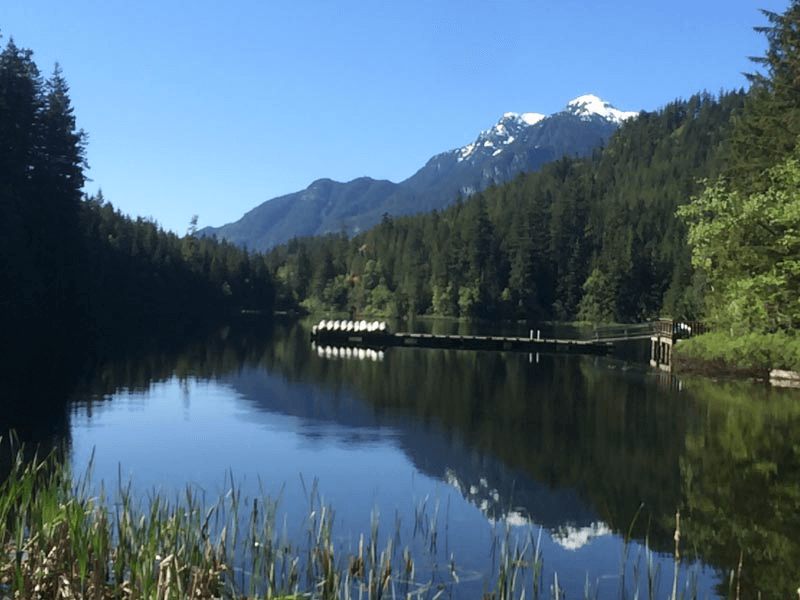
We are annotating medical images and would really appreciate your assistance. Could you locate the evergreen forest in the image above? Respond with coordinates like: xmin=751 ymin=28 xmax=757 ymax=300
xmin=0 ymin=37 xmax=275 ymax=393
xmin=266 ymin=90 xmax=745 ymax=323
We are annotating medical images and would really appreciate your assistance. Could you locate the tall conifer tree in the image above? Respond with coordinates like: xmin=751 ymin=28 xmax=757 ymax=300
xmin=727 ymin=2 xmax=800 ymax=192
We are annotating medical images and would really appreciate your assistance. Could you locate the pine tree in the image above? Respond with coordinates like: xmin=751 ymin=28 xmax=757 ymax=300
xmin=727 ymin=2 xmax=800 ymax=192
xmin=0 ymin=40 xmax=47 ymax=360
xmin=0 ymin=41 xmax=94 ymax=377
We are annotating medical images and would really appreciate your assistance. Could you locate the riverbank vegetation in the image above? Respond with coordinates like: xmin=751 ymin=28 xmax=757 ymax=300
xmin=0 ymin=439 xmax=493 ymax=599
xmin=674 ymin=331 xmax=800 ymax=375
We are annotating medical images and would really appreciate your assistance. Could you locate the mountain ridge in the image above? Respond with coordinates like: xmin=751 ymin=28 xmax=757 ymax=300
xmin=199 ymin=94 xmax=639 ymax=251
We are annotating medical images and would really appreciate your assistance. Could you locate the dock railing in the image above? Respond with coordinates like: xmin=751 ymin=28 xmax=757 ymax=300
xmin=652 ymin=319 xmax=707 ymax=339
xmin=590 ymin=323 xmax=656 ymax=342
xmin=590 ymin=320 xmax=706 ymax=342
xmin=649 ymin=319 xmax=707 ymax=370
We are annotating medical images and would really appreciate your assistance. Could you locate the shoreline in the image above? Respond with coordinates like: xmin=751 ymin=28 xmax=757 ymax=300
xmin=672 ymin=330 xmax=800 ymax=384
xmin=672 ymin=354 xmax=769 ymax=380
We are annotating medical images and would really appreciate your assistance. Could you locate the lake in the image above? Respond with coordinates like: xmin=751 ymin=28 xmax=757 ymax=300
xmin=10 ymin=318 xmax=800 ymax=598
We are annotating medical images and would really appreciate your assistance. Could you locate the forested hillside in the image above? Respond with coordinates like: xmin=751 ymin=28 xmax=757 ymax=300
xmin=0 ymin=37 xmax=274 ymax=386
xmin=267 ymin=91 xmax=745 ymax=323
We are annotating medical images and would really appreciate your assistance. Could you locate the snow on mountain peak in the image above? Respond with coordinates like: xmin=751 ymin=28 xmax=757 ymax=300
xmin=501 ymin=111 xmax=546 ymax=126
xmin=520 ymin=112 xmax=546 ymax=126
xmin=455 ymin=96 xmax=635 ymax=163
xmin=566 ymin=94 xmax=638 ymax=123
xmin=457 ymin=111 xmax=545 ymax=162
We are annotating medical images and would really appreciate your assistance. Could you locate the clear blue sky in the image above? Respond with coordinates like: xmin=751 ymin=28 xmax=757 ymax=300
xmin=3 ymin=0 xmax=789 ymax=234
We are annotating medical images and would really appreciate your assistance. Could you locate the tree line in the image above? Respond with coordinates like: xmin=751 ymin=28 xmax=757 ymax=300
xmin=0 ymin=36 xmax=275 ymax=387
xmin=677 ymin=3 xmax=800 ymax=337
xmin=267 ymin=89 xmax=745 ymax=323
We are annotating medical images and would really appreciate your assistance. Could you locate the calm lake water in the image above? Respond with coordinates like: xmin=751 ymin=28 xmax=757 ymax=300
xmin=14 ymin=318 xmax=800 ymax=598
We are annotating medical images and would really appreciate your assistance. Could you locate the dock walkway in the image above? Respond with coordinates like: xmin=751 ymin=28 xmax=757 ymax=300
xmin=385 ymin=331 xmax=611 ymax=354
xmin=310 ymin=320 xmax=612 ymax=356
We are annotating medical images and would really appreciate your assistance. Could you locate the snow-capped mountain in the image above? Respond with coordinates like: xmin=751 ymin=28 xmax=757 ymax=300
xmin=453 ymin=94 xmax=634 ymax=166
xmin=566 ymin=94 xmax=638 ymax=122
xmin=401 ymin=93 xmax=637 ymax=200
xmin=199 ymin=95 xmax=638 ymax=252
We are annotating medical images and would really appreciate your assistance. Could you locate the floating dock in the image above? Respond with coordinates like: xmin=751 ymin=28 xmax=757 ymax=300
xmin=310 ymin=320 xmax=613 ymax=356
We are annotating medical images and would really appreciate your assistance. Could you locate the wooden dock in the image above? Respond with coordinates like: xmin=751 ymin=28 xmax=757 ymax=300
xmin=310 ymin=320 xmax=612 ymax=356
xmin=310 ymin=318 xmax=707 ymax=365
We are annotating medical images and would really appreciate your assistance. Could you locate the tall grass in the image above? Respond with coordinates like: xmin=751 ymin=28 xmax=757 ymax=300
xmin=0 ymin=440 xmax=230 ymax=599
xmin=0 ymin=437 xmax=710 ymax=600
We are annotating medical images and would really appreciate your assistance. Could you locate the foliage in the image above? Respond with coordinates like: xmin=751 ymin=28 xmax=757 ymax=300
xmin=577 ymin=266 xmax=616 ymax=323
xmin=674 ymin=330 xmax=800 ymax=371
xmin=78 ymin=194 xmax=275 ymax=347
xmin=0 ymin=40 xmax=89 ymax=371
xmin=677 ymin=0 xmax=800 ymax=336
xmin=677 ymin=156 xmax=800 ymax=334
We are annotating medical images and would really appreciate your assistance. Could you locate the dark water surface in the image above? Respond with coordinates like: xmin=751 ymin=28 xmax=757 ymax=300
xmin=15 ymin=319 xmax=800 ymax=598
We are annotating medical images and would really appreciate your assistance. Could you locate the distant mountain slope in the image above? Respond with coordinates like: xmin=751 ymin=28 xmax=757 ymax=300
xmin=199 ymin=95 xmax=638 ymax=252
xmin=202 ymin=177 xmax=406 ymax=252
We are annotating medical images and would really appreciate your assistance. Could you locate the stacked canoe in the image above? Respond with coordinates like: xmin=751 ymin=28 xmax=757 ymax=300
xmin=310 ymin=319 xmax=392 ymax=347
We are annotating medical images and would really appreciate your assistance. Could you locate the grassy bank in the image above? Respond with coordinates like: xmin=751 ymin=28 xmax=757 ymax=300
xmin=673 ymin=331 xmax=800 ymax=376
xmin=0 ymin=440 xmax=716 ymax=600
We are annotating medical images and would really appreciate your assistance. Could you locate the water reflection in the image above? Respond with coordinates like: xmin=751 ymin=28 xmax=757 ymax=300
xmin=33 ymin=318 xmax=800 ymax=597
xmin=677 ymin=378 xmax=800 ymax=599
xmin=273 ymin=334 xmax=685 ymax=548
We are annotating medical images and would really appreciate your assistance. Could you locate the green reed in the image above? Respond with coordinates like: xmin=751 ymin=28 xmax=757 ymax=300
xmin=0 ymin=436 xmax=712 ymax=600
xmin=0 ymin=439 xmax=227 ymax=599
